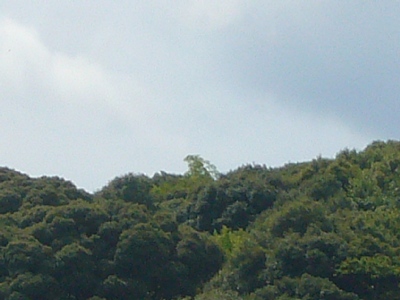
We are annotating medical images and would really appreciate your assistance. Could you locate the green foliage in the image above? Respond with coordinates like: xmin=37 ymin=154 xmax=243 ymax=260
xmin=212 ymin=226 xmax=250 ymax=257
xmin=184 ymin=155 xmax=220 ymax=180
xmin=0 ymin=190 xmax=22 ymax=214
xmin=176 ymin=226 xmax=224 ymax=288
xmin=268 ymin=199 xmax=332 ymax=237
xmin=115 ymin=223 xmax=173 ymax=278
xmin=4 ymin=238 xmax=53 ymax=276
xmin=185 ymin=166 xmax=277 ymax=232
xmin=272 ymin=274 xmax=359 ymax=300
xmin=194 ymin=289 xmax=242 ymax=300
xmin=98 ymin=173 xmax=154 ymax=208
xmin=54 ymin=243 xmax=99 ymax=299
xmin=150 ymin=172 xmax=189 ymax=201
xmin=9 ymin=273 xmax=59 ymax=300
xmin=1 ymin=141 xmax=400 ymax=299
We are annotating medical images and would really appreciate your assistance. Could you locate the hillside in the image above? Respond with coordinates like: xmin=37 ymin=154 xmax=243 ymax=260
xmin=1 ymin=140 xmax=400 ymax=299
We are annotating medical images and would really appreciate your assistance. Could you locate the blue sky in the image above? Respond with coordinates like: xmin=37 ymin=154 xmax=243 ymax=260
xmin=1 ymin=1 xmax=398 ymax=191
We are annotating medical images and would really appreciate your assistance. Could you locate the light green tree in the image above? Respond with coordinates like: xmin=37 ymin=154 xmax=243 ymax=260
xmin=184 ymin=155 xmax=220 ymax=180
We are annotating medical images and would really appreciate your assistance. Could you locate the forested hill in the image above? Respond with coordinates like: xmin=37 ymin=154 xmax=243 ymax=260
xmin=1 ymin=141 xmax=400 ymax=299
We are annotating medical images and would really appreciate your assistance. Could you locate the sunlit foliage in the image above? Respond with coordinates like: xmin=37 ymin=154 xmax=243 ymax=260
xmin=1 ymin=141 xmax=400 ymax=299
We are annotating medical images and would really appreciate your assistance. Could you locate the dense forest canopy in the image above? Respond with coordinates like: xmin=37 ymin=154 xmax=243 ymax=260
xmin=1 ymin=141 xmax=400 ymax=299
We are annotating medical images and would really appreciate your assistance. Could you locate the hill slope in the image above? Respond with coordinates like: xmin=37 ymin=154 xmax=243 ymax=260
xmin=1 ymin=140 xmax=400 ymax=299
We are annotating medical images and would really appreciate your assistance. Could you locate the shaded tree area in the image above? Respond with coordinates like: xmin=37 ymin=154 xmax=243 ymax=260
xmin=0 ymin=163 xmax=224 ymax=300
xmin=1 ymin=140 xmax=400 ymax=299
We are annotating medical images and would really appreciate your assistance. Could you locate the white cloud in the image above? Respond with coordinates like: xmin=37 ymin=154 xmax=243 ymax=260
xmin=0 ymin=18 xmax=164 ymax=189
xmin=0 ymin=18 xmax=48 ymax=89
xmin=180 ymin=0 xmax=245 ymax=30
xmin=0 ymin=12 xmax=375 ymax=192
xmin=0 ymin=17 xmax=157 ymax=126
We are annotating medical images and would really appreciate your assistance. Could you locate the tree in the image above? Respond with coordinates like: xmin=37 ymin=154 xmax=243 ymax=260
xmin=4 ymin=239 xmax=53 ymax=277
xmin=54 ymin=243 xmax=97 ymax=299
xmin=114 ymin=223 xmax=175 ymax=298
xmin=184 ymin=155 xmax=220 ymax=180
xmin=0 ymin=190 xmax=22 ymax=214
xmin=176 ymin=226 xmax=224 ymax=294
xmin=97 ymin=174 xmax=154 ymax=208
xmin=9 ymin=273 xmax=60 ymax=300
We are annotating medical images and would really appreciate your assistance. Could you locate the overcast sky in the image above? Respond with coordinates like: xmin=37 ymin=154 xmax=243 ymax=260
xmin=1 ymin=1 xmax=399 ymax=192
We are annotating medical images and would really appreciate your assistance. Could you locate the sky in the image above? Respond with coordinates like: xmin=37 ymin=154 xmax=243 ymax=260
xmin=1 ymin=1 xmax=399 ymax=192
